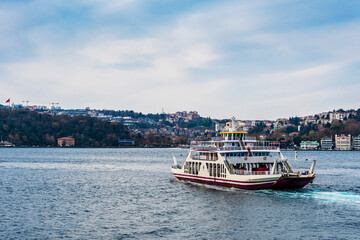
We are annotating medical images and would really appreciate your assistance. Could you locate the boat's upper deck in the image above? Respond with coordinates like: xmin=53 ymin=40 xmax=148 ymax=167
xmin=190 ymin=140 xmax=280 ymax=152
xmin=191 ymin=117 xmax=280 ymax=152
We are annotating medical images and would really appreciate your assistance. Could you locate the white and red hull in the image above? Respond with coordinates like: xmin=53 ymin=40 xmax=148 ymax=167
xmin=172 ymin=170 xmax=315 ymax=190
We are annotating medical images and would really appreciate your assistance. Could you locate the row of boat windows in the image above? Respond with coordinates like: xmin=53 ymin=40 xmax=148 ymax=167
xmin=184 ymin=161 xmax=227 ymax=178
xmin=207 ymin=163 xmax=226 ymax=178
xmin=221 ymin=152 xmax=270 ymax=157
xmin=184 ymin=161 xmax=201 ymax=175
xmin=199 ymin=152 xmax=218 ymax=160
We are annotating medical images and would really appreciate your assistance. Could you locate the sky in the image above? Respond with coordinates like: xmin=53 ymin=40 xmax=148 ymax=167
xmin=0 ymin=0 xmax=359 ymax=120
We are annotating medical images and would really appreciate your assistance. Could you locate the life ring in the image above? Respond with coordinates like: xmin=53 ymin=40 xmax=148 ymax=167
xmin=263 ymin=156 xmax=267 ymax=160
xmin=227 ymin=147 xmax=231 ymax=151
xmin=244 ymin=157 xmax=248 ymax=160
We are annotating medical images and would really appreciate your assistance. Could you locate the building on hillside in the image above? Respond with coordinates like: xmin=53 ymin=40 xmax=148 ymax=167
xmin=335 ymin=134 xmax=351 ymax=150
xmin=317 ymin=119 xmax=330 ymax=125
xmin=289 ymin=132 xmax=300 ymax=137
xmin=251 ymin=120 xmax=263 ymax=127
xmin=58 ymin=137 xmax=75 ymax=147
xmin=329 ymin=112 xmax=350 ymax=122
xmin=305 ymin=116 xmax=317 ymax=125
xmin=300 ymin=141 xmax=319 ymax=150
xmin=320 ymin=136 xmax=333 ymax=150
xmin=353 ymin=135 xmax=360 ymax=150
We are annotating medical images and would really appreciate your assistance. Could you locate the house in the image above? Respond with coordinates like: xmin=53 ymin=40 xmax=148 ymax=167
xmin=289 ymin=132 xmax=300 ymax=137
xmin=335 ymin=134 xmax=351 ymax=150
xmin=300 ymin=141 xmax=319 ymax=150
xmin=329 ymin=112 xmax=350 ymax=122
xmin=58 ymin=137 xmax=75 ymax=147
xmin=321 ymin=137 xmax=333 ymax=150
xmin=352 ymin=135 xmax=360 ymax=150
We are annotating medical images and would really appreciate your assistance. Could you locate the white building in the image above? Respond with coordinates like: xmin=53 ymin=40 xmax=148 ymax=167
xmin=251 ymin=120 xmax=263 ymax=127
xmin=321 ymin=137 xmax=333 ymax=150
xmin=329 ymin=112 xmax=350 ymax=122
xmin=305 ymin=116 xmax=317 ymax=125
xmin=353 ymin=135 xmax=360 ymax=150
xmin=335 ymin=134 xmax=351 ymax=150
xmin=300 ymin=141 xmax=319 ymax=150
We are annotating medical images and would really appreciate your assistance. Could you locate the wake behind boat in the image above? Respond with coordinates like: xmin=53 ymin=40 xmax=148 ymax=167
xmin=172 ymin=117 xmax=315 ymax=190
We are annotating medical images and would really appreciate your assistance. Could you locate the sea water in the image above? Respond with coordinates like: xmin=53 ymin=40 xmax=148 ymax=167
xmin=0 ymin=148 xmax=359 ymax=239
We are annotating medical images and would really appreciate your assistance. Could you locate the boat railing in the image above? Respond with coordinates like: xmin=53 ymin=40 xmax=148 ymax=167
xmin=244 ymin=136 xmax=257 ymax=141
xmin=212 ymin=137 xmax=222 ymax=141
xmin=233 ymin=169 xmax=270 ymax=175
xmin=251 ymin=146 xmax=280 ymax=150
xmin=292 ymin=169 xmax=310 ymax=175
xmin=191 ymin=146 xmax=219 ymax=151
xmin=218 ymin=146 xmax=241 ymax=151
xmin=190 ymin=156 xmax=218 ymax=161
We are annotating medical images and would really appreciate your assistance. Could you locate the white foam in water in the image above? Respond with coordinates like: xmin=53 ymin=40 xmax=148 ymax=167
xmin=311 ymin=191 xmax=360 ymax=206
xmin=259 ymin=189 xmax=360 ymax=209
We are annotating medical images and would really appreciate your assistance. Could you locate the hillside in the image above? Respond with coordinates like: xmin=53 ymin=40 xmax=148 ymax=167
xmin=0 ymin=109 xmax=130 ymax=147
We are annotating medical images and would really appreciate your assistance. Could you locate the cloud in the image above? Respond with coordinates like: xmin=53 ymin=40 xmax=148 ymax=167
xmin=0 ymin=0 xmax=359 ymax=119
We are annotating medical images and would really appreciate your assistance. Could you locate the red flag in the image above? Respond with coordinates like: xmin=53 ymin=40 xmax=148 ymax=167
xmin=5 ymin=98 xmax=10 ymax=103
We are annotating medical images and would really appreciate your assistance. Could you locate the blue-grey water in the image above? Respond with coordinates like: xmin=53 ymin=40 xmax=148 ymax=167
xmin=0 ymin=148 xmax=359 ymax=239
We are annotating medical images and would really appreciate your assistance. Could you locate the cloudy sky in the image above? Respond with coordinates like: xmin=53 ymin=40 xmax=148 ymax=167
xmin=0 ymin=0 xmax=359 ymax=119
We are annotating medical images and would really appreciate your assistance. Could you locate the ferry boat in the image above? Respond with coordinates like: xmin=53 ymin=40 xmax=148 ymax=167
xmin=172 ymin=118 xmax=315 ymax=190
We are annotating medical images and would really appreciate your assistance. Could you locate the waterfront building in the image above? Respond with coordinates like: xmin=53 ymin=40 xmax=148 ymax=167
xmin=58 ymin=137 xmax=75 ymax=147
xmin=321 ymin=137 xmax=333 ymax=150
xmin=335 ymin=134 xmax=351 ymax=150
xmin=353 ymin=135 xmax=360 ymax=150
xmin=118 ymin=139 xmax=135 ymax=147
xmin=300 ymin=141 xmax=319 ymax=150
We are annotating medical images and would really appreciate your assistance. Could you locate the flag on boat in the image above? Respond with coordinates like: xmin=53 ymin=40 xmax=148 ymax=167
xmin=5 ymin=98 xmax=10 ymax=103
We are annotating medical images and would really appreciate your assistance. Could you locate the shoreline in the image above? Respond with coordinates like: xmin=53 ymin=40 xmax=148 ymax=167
xmin=0 ymin=146 xmax=359 ymax=151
